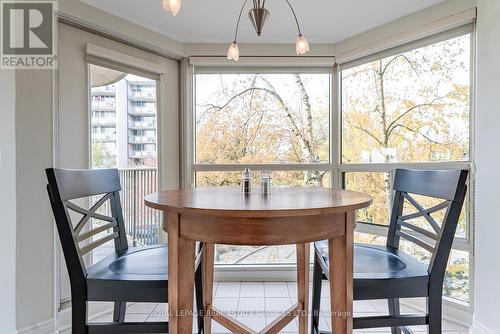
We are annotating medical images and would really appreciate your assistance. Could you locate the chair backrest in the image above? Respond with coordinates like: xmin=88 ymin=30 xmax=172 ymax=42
xmin=386 ymin=169 xmax=468 ymax=284
xmin=46 ymin=168 xmax=129 ymax=280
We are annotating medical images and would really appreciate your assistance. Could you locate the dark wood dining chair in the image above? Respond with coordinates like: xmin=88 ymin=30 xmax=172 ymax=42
xmin=311 ymin=169 xmax=468 ymax=334
xmin=46 ymin=168 xmax=205 ymax=334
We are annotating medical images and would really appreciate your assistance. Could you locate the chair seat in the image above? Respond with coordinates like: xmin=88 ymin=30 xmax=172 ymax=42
xmin=87 ymin=245 xmax=168 ymax=302
xmin=315 ymin=242 xmax=429 ymax=299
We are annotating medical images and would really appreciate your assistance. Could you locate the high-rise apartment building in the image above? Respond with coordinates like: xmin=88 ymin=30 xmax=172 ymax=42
xmin=90 ymin=77 xmax=157 ymax=168
xmin=91 ymin=85 xmax=118 ymax=167
xmin=126 ymin=81 xmax=157 ymax=167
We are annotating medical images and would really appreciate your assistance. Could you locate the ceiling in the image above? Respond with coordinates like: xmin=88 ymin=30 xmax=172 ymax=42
xmin=80 ymin=0 xmax=446 ymax=44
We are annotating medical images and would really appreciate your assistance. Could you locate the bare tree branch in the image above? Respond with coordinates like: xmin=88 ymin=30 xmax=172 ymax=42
xmin=386 ymin=96 xmax=446 ymax=137
xmin=345 ymin=118 xmax=383 ymax=146
xmin=391 ymin=124 xmax=443 ymax=144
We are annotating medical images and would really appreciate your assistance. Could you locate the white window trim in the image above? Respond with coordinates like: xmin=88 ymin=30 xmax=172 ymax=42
xmin=190 ymin=56 xmax=336 ymax=68
xmin=183 ymin=26 xmax=476 ymax=319
xmin=334 ymin=8 xmax=475 ymax=64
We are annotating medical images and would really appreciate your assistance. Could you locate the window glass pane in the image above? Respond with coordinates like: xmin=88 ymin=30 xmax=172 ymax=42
xmin=89 ymin=64 xmax=160 ymax=268
xmin=354 ymin=231 xmax=386 ymax=246
xmin=195 ymin=73 xmax=330 ymax=164
xmin=196 ymin=171 xmax=330 ymax=188
xmin=196 ymin=170 xmax=328 ymax=265
xmin=195 ymin=171 xmax=242 ymax=187
xmin=444 ymin=249 xmax=470 ymax=302
xmin=399 ymin=240 xmax=470 ymax=303
xmin=456 ymin=196 xmax=468 ymax=239
xmin=401 ymin=193 xmax=468 ymax=239
xmin=215 ymin=245 xmax=296 ymax=265
xmin=344 ymin=172 xmax=390 ymax=225
xmin=345 ymin=171 xmax=468 ymax=240
xmin=342 ymin=34 xmax=470 ymax=163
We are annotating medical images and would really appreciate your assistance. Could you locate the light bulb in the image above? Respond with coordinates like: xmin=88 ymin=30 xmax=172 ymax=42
xmin=227 ymin=42 xmax=240 ymax=61
xmin=169 ymin=0 xmax=181 ymax=16
xmin=296 ymin=35 xmax=310 ymax=55
xmin=162 ymin=0 xmax=181 ymax=16
xmin=162 ymin=0 xmax=171 ymax=12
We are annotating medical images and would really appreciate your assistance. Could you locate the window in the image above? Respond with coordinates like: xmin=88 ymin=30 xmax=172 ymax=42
xmin=341 ymin=34 xmax=470 ymax=164
xmin=188 ymin=26 xmax=473 ymax=306
xmin=89 ymin=64 xmax=161 ymax=266
xmin=340 ymin=29 xmax=473 ymax=303
xmin=194 ymin=71 xmax=332 ymax=264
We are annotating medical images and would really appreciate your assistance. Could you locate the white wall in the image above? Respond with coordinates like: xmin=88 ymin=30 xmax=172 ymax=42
xmin=15 ymin=70 xmax=55 ymax=332
xmin=57 ymin=22 xmax=179 ymax=190
xmin=58 ymin=0 xmax=183 ymax=59
xmin=11 ymin=14 xmax=181 ymax=332
xmin=184 ymin=0 xmax=474 ymax=58
xmin=0 ymin=70 xmax=17 ymax=334
xmin=473 ymin=0 xmax=500 ymax=333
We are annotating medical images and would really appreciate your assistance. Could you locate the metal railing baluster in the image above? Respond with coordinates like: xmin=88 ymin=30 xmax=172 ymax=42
xmin=117 ymin=168 xmax=159 ymax=247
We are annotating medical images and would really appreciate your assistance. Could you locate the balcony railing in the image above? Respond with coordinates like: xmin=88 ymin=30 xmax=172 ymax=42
xmin=119 ymin=168 xmax=160 ymax=246
xmin=128 ymin=120 xmax=157 ymax=129
xmin=91 ymin=168 xmax=160 ymax=249
xmin=91 ymin=101 xmax=116 ymax=109
xmin=129 ymin=92 xmax=156 ymax=99
xmin=92 ymin=118 xmax=116 ymax=126
xmin=92 ymin=133 xmax=116 ymax=141
xmin=129 ymin=150 xmax=156 ymax=158
xmin=129 ymin=136 xmax=156 ymax=144
xmin=128 ymin=106 xmax=156 ymax=115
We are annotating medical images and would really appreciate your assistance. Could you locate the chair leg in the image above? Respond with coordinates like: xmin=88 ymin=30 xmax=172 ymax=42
xmin=388 ymin=298 xmax=402 ymax=334
xmin=428 ymin=296 xmax=442 ymax=334
xmin=195 ymin=261 xmax=204 ymax=334
xmin=311 ymin=253 xmax=323 ymax=334
xmin=71 ymin=295 xmax=88 ymax=334
xmin=113 ymin=302 xmax=126 ymax=322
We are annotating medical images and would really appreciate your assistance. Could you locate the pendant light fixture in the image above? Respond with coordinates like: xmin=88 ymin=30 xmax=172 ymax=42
xmin=162 ymin=0 xmax=182 ymax=16
xmin=228 ymin=0 xmax=310 ymax=61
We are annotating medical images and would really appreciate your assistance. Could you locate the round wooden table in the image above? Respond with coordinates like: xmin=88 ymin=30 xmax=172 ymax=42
xmin=145 ymin=187 xmax=372 ymax=334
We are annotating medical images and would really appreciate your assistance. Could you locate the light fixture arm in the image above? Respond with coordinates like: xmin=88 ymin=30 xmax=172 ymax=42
xmin=229 ymin=0 xmax=309 ymax=60
xmin=284 ymin=0 xmax=302 ymax=36
xmin=233 ymin=0 xmax=302 ymax=41
xmin=233 ymin=0 xmax=249 ymax=42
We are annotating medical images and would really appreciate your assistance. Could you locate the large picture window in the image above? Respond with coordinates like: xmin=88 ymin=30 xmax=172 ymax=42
xmin=194 ymin=71 xmax=332 ymax=265
xmin=340 ymin=29 xmax=472 ymax=303
xmin=341 ymin=34 xmax=470 ymax=164
xmin=189 ymin=25 xmax=473 ymax=306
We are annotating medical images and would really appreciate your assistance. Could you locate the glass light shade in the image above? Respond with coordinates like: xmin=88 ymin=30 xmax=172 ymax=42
xmin=162 ymin=0 xmax=181 ymax=16
xmin=169 ymin=0 xmax=182 ymax=16
xmin=227 ymin=42 xmax=240 ymax=61
xmin=162 ymin=0 xmax=171 ymax=12
xmin=296 ymin=35 xmax=310 ymax=55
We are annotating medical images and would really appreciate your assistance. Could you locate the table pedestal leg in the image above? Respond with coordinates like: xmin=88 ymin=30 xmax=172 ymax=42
xmin=167 ymin=213 xmax=195 ymax=334
xmin=202 ymin=243 xmax=215 ymax=334
xmin=329 ymin=211 xmax=355 ymax=334
xmin=296 ymin=243 xmax=310 ymax=334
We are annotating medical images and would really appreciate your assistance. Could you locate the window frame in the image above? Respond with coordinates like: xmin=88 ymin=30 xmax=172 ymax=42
xmin=337 ymin=25 xmax=475 ymax=310
xmin=184 ymin=25 xmax=475 ymax=313
xmin=188 ymin=65 xmax=336 ymax=188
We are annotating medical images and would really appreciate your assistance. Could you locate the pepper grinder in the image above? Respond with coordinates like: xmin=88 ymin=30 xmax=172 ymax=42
xmin=242 ymin=168 xmax=252 ymax=195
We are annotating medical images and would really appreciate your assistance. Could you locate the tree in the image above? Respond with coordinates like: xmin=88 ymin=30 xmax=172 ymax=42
xmin=196 ymin=73 xmax=329 ymax=187
xmin=342 ymin=35 xmax=469 ymax=230
xmin=92 ymin=142 xmax=115 ymax=168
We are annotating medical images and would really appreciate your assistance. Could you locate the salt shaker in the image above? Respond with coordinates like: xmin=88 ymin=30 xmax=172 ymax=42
xmin=260 ymin=171 xmax=271 ymax=195
xmin=242 ymin=168 xmax=252 ymax=195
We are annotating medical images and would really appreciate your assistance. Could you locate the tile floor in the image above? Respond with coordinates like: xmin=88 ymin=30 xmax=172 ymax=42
xmin=82 ymin=281 xmax=469 ymax=334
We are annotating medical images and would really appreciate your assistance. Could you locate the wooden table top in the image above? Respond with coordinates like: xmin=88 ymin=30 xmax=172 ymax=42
xmin=145 ymin=187 xmax=372 ymax=218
